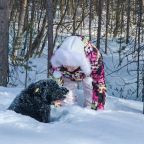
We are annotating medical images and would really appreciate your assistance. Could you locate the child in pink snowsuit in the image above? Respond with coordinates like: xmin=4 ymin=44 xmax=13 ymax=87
xmin=50 ymin=36 xmax=106 ymax=110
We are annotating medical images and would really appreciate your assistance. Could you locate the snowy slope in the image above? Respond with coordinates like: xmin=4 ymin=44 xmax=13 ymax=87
xmin=2 ymin=35 xmax=144 ymax=144
xmin=0 ymin=86 xmax=144 ymax=144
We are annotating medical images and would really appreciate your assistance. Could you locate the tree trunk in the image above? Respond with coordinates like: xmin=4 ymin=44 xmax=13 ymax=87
xmin=136 ymin=0 xmax=142 ymax=98
xmin=13 ymin=0 xmax=27 ymax=59
xmin=113 ymin=0 xmax=120 ymax=37
xmin=25 ymin=14 xmax=47 ymax=59
xmin=0 ymin=0 xmax=10 ymax=86
xmin=47 ymin=0 xmax=54 ymax=77
xmin=126 ymin=0 xmax=131 ymax=44
xmin=142 ymin=64 xmax=144 ymax=114
xmin=96 ymin=0 xmax=103 ymax=49
xmin=89 ymin=0 xmax=92 ymax=40
xmin=105 ymin=0 xmax=109 ymax=54
xmin=72 ymin=0 xmax=78 ymax=35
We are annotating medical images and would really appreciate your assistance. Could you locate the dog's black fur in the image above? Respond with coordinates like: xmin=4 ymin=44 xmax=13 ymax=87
xmin=8 ymin=79 xmax=68 ymax=123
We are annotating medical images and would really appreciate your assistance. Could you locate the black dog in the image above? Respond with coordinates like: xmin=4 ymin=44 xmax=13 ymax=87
xmin=8 ymin=79 xmax=68 ymax=123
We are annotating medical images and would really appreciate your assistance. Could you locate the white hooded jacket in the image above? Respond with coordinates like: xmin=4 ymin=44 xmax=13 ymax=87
xmin=51 ymin=36 xmax=91 ymax=76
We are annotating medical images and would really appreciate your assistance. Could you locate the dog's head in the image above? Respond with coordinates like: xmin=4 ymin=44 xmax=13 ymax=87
xmin=27 ymin=79 xmax=68 ymax=104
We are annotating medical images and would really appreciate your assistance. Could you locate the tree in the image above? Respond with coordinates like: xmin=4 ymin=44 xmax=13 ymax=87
xmin=105 ymin=0 xmax=110 ymax=54
xmin=13 ymin=0 xmax=28 ymax=61
xmin=96 ymin=0 xmax=103 ymax=49
xmin=0 ymin=0 xmax=10 ymax=86
xmin=47 ymin=0 xmax=54 ymax=77
xmin=89 ymin=0 xmax=92 ymax=40
xmin=136 ymin=0 xmax=142 ymax=98
xmin=126 ymin=0 xmax=131 ymax=44
xmin=142 ymin=64 xmax=144 ymax=114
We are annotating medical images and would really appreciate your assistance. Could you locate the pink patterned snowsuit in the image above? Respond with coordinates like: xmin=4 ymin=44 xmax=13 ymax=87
xmin=50 ymin=36 xmax=106 ymax=110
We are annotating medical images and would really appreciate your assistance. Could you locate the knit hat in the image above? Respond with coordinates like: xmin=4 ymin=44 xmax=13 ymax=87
xmin=51 ymin=36 xmax=91 ymax=75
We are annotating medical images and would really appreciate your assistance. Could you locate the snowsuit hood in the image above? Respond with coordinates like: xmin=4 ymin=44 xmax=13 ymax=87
xmin=51 ymin=36 xmax=91 ymax=76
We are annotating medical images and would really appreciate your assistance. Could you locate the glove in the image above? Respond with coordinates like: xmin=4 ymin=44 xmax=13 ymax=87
xmin=53 ymin=77 xmax=64 ymax=86
xmin=98 ymin=84 xmax=106 ymax=93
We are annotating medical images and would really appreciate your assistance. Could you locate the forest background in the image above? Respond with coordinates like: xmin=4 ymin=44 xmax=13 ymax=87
xmin=0 ymin=0 xmax=144 ymax=101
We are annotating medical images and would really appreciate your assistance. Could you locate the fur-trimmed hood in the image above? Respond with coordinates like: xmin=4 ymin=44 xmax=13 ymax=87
xmin=51 ymin=36 xmax=91 ymax=76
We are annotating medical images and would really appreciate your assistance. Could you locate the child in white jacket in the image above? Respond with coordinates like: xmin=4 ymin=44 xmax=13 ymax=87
xmin=50 ymin=36 xmax=106 ymax=110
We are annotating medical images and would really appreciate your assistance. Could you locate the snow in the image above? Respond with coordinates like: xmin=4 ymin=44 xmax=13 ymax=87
xmin=2 ymin=33 xmax=144 ymax=144
xmin=0 ymin=86 xmax=144 ymax=144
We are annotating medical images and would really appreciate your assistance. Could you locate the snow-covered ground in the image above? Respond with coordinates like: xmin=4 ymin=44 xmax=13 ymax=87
xmin=4 ymin=34 xmax=144 ymax=144
xmin=0 ymin=86 xmax=144 ymax=144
